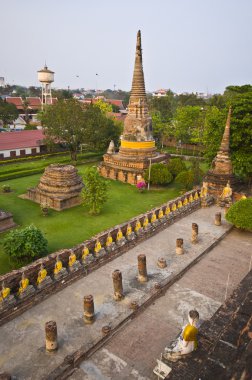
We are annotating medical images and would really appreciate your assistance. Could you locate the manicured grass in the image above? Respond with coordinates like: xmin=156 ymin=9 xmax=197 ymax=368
xmin=0 ymin=163 xmax=182 ymax=274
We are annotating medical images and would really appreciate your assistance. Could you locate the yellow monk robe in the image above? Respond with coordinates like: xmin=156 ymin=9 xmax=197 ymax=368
xmin=116 ymin=229 xmax=123 ymax=241
xmin=126 ymin=224 xmax=132 ymax=236
xmin=172 ymin=203 xmax=177 ymax=212
xmin=135 ymin=220 xmax=141 ymax=232
xmin=54 ymin=260 xmax=63 ymax=275
xmin=37 ymin=268 xmax=47 ymax=284
xmin=143 ymin=217 xmax=149 ymax=227
xmin=158 ymin=209 xmax=164 ymax=219
xmin=95 ymin=240 xmax=102 ymax=253
xmin=82 ymin=246 xmax=89 ymax=260
xmin=165 ymin=205 xmax=171 ymax=215
xmin=183 ymin=198 xmax=188 ymax=206
xmin=194 ymin=192 xmax=199 ymax=200
xmin=178 ymin=200 xmax=183 ymax=208
xmin=182 ymin=324 xmax=198 ymax=350
xmin=68 ymin=252 xmax=76 ymax=267
xmin=0 ymin=286 xmax=10 ymax=301
xmin=18 ymin=277 xmax=29 ymax=294
xmin=151 ymin=213 xmax=157 ymax=223
xmin=106 ymin=235 xmax=113 ymax=247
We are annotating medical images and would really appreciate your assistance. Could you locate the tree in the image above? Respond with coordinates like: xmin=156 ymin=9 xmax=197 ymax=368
xmin=226 ymin=199 xmax=252 ymax=230
xmin=82 ymin=167 xmax=108 ymax=215
xmin=3 ymin=225 xmax=48 ymax=263
xmin=0 ymin=99 xmax=18 ymax=126
xmin=167 ymin=158 xmax=187 ymax=177
xmin=175 ymin=170 xmax=194 ymax=190
xmin=94 ymin=99 xmax=113 ymax=113
xmin=144 ymin=163 xmax=173 ymax=185
xmin=40 ymin=99 xmax=121 ymax=161
xmin=173 ymin=106 xmax=204 ymax=146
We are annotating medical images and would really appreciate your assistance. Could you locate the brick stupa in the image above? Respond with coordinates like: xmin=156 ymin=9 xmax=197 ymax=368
xmin=27 ymin=164 xmax=84 ymax=211
xmin=99 ymin=30 xmax=167 ymax=184
xmin=204 ymin=107 xmax=239 ymax=197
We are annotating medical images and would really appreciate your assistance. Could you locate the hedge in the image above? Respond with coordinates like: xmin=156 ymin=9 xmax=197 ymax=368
xmin=226 ymin=199 xmax=252 ymax=231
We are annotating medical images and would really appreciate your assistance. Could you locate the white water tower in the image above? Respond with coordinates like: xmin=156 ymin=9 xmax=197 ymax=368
xmin=37 ymin=64 xmax=54 ymax=109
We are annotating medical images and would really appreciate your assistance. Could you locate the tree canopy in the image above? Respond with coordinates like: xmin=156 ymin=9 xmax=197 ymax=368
xmin=0 ymin=99 xmax=19 ymax=126
xmin=40 ymin=99 xmax=121 ymax=160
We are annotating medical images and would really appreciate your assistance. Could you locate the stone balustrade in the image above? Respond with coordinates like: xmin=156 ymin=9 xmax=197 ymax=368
xmin=0 ymin=189 xmax=201 ymax=325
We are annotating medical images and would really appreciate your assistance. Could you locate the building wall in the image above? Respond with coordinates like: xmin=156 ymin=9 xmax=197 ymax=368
xmin=0 ymin=146 xmax=40 ymax=159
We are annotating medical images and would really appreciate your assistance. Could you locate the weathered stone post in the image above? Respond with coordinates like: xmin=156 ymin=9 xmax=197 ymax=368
xmin=83 ymin=295 xmax=95 ymax=324
xmin=138 ymin=254 xmax=148 ymax=282
xmin=215 ymin=212 xmax=222 ymax=226
xmin=112 ymin=270 xmax=124 ymax=300
xmin=176 ymin=238 xmax=184 ymax=255
xmin=45 ymin=321 xmax=58 ymax=352
xmin=157 ymin=257 xmax=167 ymax=268
xmin=191 ymin=223 xmax=199 ymax=244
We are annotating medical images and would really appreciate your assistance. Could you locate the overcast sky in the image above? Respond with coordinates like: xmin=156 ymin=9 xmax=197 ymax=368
xmin=1 ymin=0 xmax=251 ymax=94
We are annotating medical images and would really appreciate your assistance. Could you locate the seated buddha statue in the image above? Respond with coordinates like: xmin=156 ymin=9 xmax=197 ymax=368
xmin=54 ymin=255 xmax=63 ymax=275
xmin=82 ymin=245 xmax=93 ymax=265
xmin=37 ymin=264 xmax=47 ymax=285
xmin=68 ymin=250 xmax=81 ymax=271
xmin=220 ymin=181 xmax=232 ymax=200
xmin=200 ymin=182 xmax=208 ymax=198
xmin=116 ymin=228 xmax=126 ymax=246
xmin=94 ymin=239 xmax=105 ymax=257
xmin=158 ymin=208 xmax=165 ymax=221
xmin=106 ymin=233 xmax=116 ymax=252
xmin=54 ymin=255 xmax=67 ymax=279
xmin=189 ymin=194 xmax=194 ymax=202
xmin=0 ymin=281 xmax=15 ymax=308
xmin=165 ymin=204 xmax=171 ymax=217
xmin=143 ymin=216 xmax=151 ymax=231
xmin=164 ymin=309 xmax=200 ymax=361
xmin=134 ymin=219 xmax=143 ymax=235
xmin=126 ymin=223 xmax=135 ymax=241
xmin=177 ymin=200 xmax=183 ymax=208
xmin=183 ymin=197 xmax=188 ymax=206
xmin=18 ymin=272 xmax=35 ymax=298
xmin=0 ymin=282 xmax=10 ymax=302
xmin=172 ymin=203 xmax=177 ymax=212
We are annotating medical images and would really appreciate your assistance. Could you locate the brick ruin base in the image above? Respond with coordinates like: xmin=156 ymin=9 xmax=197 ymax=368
xmin=0 ymin=210 xmax=16 ymax=233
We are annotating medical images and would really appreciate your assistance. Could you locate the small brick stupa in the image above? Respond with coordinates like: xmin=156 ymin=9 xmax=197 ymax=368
xmin=204 ymin=107 xmax=239 ymax=197
xmin=99 ymin=30 xmax=167 ymax=184
xmin=27 ymin=164 xmax=84 ymax=211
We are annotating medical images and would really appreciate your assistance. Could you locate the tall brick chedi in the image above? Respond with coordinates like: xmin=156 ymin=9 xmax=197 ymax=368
xmin=204 ymin=107 xmax=239 ymax=196
xmin=99 ymin=30 xmax=167 ymax=184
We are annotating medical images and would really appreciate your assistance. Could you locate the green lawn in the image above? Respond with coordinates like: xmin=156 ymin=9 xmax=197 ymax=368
xmin=0 ymin=163 xmax=182 ymax=274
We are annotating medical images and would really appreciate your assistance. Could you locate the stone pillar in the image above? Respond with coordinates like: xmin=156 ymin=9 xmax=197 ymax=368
xmin=191 ymin=223 xmax=199 ymax=244
xmin=176 ymin=238 xmax=184 ymax=255
xmin=157 ymin=257 xmax=167 ymax=268
xmin=45 ymin=321 xmax=58 ymax=352
xmin=83 ymin=295 xmax=95 ymax=324
xmin=215 ymin=212 xmax=222 ymax=226
xmin=138 ymin=254 xmax=148 ymax=282
xmin=112 ymin=270 xmax=124 ymax=300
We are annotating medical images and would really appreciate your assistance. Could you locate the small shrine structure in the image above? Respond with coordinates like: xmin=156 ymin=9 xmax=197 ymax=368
xmin=99 ymin=30 xmax=168 ymax=184
xmin=204 ymin=107 xmax=240 ymax=198
xmin=27 ymin=164 xmax=84 ymax=211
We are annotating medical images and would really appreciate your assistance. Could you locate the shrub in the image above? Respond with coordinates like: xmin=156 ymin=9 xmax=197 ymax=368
xmin=167 ymin=158 xmax=186 ymax=177
xmin=82 ymin=168 xmax=109 ymax=215
xmin=3 ymin=225 xmax=48 ymax=263
xmin=144 ymin=163 xmax=173 ymax=185
xmin=226 ymin=199 xmax=252 ymax=230
xmin=175 ymin=170 xmax=194 ymax=190
xmin=2 ymin=184 xmax=11 ymax=192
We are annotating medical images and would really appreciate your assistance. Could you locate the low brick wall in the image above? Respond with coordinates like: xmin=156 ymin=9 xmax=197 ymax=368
xmin=0 ymin=189 xmax=201 ymax=326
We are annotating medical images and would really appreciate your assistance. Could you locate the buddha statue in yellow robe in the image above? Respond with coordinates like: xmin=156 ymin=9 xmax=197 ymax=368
xmin=165 ymin=205 xmax=171 ymax=215
xmin=143 ymin=216 xmax=149 ymax=228
xmin=106 ymin=233 xmax=113 ymax=247
xmin=94 ymin=240 xmax=102 ymax=254
xmin=54 ymin=255 xmax=63 ymax=275
xmin=172 ymin=203 xmax=177 ymax=212
xmin=189 ymin=194 xmax=194 ymax=202
xmin=18 ymin=273 xmax=29 ymax=295
xmin=220 ymin=181 xmax=232 ymax=200
xmin=194 ymin=192 xmax=199 ymax=200
xmin=158 ymin=209 xmax=164 ymax=219
xmin=178 ymin=200 xmax=183 ymax=208
xmin=183 ymin=197 xmax=188 ymax=206
xmin=164 ymin=309 xmax=199 ymax=361
xmin=200 ymin=182 xmax=208 ymax=198
xmin=0 ymin=282 xmax=10 ymax=302
xmin=82 ymin=246 xmax=89 ymax=260
xmin=126 ymin=224 xmax=132 ymax=236
xmin=68 ymin=251 xmax=77 ymax=267
xmin=135 ymin=219 xmax=141 ymax=232
xmin=116 ymin=228 xmax=123 ymax=241
xmin=37 ymin=264 xmax=47 ymax=285
xmin=151 ymin=212 xmax=157 ymax=223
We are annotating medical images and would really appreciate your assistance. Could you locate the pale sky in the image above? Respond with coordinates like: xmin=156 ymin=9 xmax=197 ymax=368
xmin=1 ymin=0 xmax=252 ymax=94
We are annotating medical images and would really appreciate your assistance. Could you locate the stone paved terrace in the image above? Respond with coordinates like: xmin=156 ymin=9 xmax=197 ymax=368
xmin=0 ymin=206 xmax=251 ymax=379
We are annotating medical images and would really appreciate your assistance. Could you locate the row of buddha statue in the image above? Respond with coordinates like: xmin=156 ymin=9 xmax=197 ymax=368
xmin=1 ymin=191 xmax=200 ymax=309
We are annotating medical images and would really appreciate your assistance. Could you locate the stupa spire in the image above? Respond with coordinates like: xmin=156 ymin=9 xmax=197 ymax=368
xmin=130 ymin=30 xmax=146 ymax=98
xmin=212 ymin=106 xmax=233 ymax=175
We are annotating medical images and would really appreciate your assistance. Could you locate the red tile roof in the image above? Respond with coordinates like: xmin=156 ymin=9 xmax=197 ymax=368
xmin=0 ymin=130 xmax=45 ymax=150
xmin=5 ymin=97 xmax=23 ymax=109
xmin=26 ymin=97 xmax=41 ymax=107
xmin=107 ymin=99 xmax=124 ymax=109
